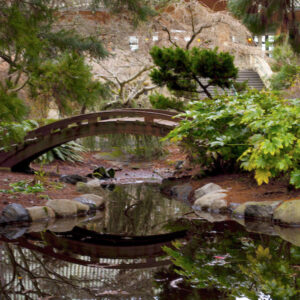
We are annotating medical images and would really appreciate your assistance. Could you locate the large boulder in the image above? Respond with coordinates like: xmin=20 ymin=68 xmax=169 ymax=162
xmin=194 ymin=191 xmax=228 ymax=211
xmin=194 ymin=183 xmax=225 ymax=199
xmin=273 ymin=200 xmax=300 ymax=225
xmin=1 ymin=203 xmax=30 ymax=224
xmin=73 ymin=194 xmax=106 ymax=210
xmin=46 ymin=199 xmax=89 ymax=218
xmin=232 ymin=201 xmax=281 ymax=220
xmin=27 ymin=206 xmax=55 ymax=222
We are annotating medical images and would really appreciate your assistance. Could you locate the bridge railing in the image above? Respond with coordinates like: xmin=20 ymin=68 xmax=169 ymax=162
xmin=25 ymin=109 xmax=181 ymax=139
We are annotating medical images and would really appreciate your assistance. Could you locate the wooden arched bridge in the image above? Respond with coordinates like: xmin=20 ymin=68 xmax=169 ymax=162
xmin=0 ymin=109 xmax=181 ymax=172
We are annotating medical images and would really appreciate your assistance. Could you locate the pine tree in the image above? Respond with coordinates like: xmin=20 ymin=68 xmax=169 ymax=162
xmin=150 ymin=46 xmax=238 ymax=99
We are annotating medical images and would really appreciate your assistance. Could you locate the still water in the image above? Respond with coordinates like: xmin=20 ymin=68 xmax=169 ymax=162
xmin=0 ymin=183 xmax=299 ymax=299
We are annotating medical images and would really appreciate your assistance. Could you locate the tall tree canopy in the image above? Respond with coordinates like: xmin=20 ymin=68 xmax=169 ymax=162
xmin=228 ymin=0 xmax=300 ymax=53
xmin=0 ymin=0 xmax=154 ymax=120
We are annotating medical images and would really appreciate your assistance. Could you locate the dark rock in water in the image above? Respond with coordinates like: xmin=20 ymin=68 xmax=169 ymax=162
xmin=100 ymin=183 xmax=116 ymax=191
xmin=169 ymin=183 xmax=193 ymax=202
xmin=175 ymin=160 xmax=184 ymax=170
xmin=59 ymin=174 xmax=87 ymax=185
xmin=2 ymin=203 xmax=30 ymax=223
xmin=107 ymin=168 xmax=115 ymax=178
xmin=92 ymin=166 xmax=109 ymax=179
xmin=90 ymin=166 xmax=116 ymax=179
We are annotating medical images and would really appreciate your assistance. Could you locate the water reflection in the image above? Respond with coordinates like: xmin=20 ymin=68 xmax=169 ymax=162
xmin=0 ymin=183 xmax=299 ymax=299
xmin=158 ymin=219 xmax=300 ymax=300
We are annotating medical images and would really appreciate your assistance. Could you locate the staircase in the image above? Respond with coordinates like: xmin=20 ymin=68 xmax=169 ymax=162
xmin=202 ymin=69 xmax=266 ymax=99
xmin=236 ymin=69 xmax=265 ymax=90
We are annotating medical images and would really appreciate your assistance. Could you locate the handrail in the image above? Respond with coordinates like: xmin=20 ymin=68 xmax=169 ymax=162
xmin=26 ymin=109 xmax=181 ymax=139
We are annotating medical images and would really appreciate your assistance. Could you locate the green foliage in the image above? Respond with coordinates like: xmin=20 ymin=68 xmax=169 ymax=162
xmin=149 ymin=93 xmax=186 ymax=111
xmin=0 ymin=83 xmax=28 ymax=122
xmin=0 ymin=120 xmax=39 ymax=151
xmin=0 ymin=180 xmax=44 ymax=194
xmin=270 ymin=39 xmax=300 ymax=90
xmin=150 ymin=46 xmax=238 ymax=99
xmin=167 ymin=90 xmax=300 ymax=187
xmin=35 ymin=141 xmax=87 ymax=164
xmin=29 ymin=52 xmax=109 ymax=116
xmin=228 ymin=0 xmax=300 ymax=53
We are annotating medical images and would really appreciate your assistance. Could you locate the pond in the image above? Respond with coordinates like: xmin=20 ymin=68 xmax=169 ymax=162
xmin=0 ymin=183 xmax=299 ymax=299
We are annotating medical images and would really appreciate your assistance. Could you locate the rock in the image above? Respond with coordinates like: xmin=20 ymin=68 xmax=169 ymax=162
xmin=175 ymin=160 xmax=184 ymax=170
xmin=193 ymin=210 xmax=229 ymax=222
xmin=244 ymin=220 xmax=277 ymax=235
xmin=73 ymin=194 xmax=106 ymax=210
xmin=274 ymin=226 xmax=300 ymax=247
xmin=59 ymin=174 xmax=87 ymax=185
xmin=245 ymin=201 xmax=282 ymax=220
xmin=194 ymin=191 xmax=228 ymax=212
xmin=28 ymin=221 xmax=49 ymax=233
xmin=273 ymin=200 xmax=300 ymax=225
xmin=90 ymin=166 xmax=115 ymax=179
xmin=2 ymin=226 xmax=28 ymax=240
xmin=27 ymin=206 xmax=55 ymax=221
xmin=76 ymin=180 xmax=110 ymax=197
xmin=169 ymin=183 xmax=193 ymax=201
xmin=1 ymin=203 xmax=30 ymax=224
xmin=46 ymin=199 xmax=89 ymax=218
xmin=47 ymin=217 xmax=81 ymax=232
xmin=194 ymin=183 xmax=224 ymax=199
xmin=233 ymin=201 xmax=282 ymax=220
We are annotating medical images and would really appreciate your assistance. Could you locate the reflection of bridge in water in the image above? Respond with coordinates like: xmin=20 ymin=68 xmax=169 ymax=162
xmin=0 ymin=109 xmax=180 ymax=172
xmin=0 ymin=227 xmax=187 ymax=297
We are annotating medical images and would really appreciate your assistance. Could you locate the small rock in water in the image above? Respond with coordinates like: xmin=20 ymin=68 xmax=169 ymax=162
xmin=175 ymin=160 xmax=184 ymax=170
xmin=1 ymin=203 xmax=30 ymax=224
xmin=89 ymin=166 xmax=115 ymax=179
xmin=59 ymin=174 xmax=87 ymax=185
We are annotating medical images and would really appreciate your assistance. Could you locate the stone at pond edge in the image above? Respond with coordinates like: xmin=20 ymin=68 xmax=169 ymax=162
xmin=232 ymin=201 xmax=282 ymax=220
xmin=273 ymin=200 xmax=300 ymax=225
xmin=194 ymin=183 xmax=224 ymax=199
xmin=194 ymin=191 xmax=228 ymax=212
xmin=244 ymin=220 xmax=277 ymax=236
xmin=169 ymin=183 xmax=193 ymax=201
xmin=26 ymin=206 xmax=55 ymax=221
xmin=76 ymin=180 xmax=110 ymax=198
xmin=59 ymin=174 xmax=87 ymax=185
xmin=73 ymin=194 xmax=106 ymax=210
xmin=274 ymin=226 xmax=300 ymax=247
xmin=1 ymin=203 xmax=30 ymax=224
xmin=193 ymin=210 xmax=229 ymax=223
xmin=46 ymin=199 xmax=89 ymax=218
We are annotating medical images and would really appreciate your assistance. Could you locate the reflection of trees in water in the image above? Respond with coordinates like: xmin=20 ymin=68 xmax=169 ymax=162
xmin=156 ymin=220 xmax=300 ymax=299
xmin=0 ymin=242 xmax=164 ymax=299
xmin=82 ymin=184 xmax=191 ymax=235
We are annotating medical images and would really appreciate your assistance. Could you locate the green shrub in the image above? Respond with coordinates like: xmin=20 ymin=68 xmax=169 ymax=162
xmin=149 ymin=93 xmax=186 ymax=111
xmin=166 ymin=90 xmax=300 ymax=187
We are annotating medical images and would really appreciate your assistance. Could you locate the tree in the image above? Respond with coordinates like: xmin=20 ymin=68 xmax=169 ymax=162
xmin=228 ymin=0 xmax=300 ymax=53
xmin=149 ymin=46 xmax=238 ymax=99
xmin=0 ymin=0 xmax=154 ymax=120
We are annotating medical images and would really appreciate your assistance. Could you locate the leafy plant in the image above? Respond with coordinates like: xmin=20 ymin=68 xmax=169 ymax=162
xmin=149 ymin=93 xmax=186 ymax=111
xmin=0 ymin=180 xmax=44 ymax=194
xmin=35 ymin=141 xmax=87 ymax=164
xmin=166 ymin=90 xmax=300 ymax=187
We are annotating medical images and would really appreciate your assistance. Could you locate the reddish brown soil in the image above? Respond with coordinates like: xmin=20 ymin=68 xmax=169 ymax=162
xmin=0 ymin=146 xmax=299 ymax=211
